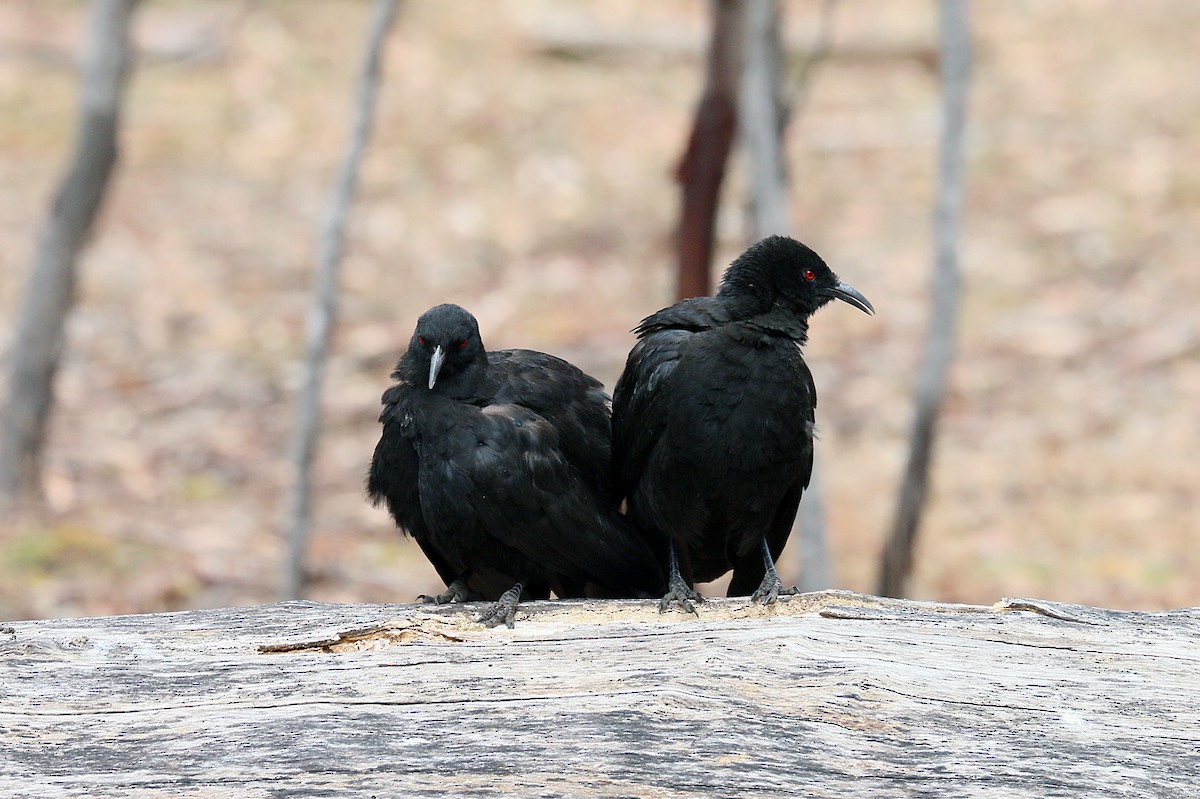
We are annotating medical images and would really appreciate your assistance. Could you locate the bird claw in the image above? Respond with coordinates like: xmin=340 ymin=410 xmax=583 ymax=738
xmin=417 ymin=578 xmax=476 ymax=606
xmin=751 ymin=576 xmax=799 ymax=606
xmin=477 ymin=585 xmax=523 ymax=629
xmin=658 ymin=576 xmax=704 ymax=616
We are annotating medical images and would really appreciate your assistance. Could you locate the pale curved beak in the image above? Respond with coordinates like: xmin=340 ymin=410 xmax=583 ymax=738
xmin=820 ymin=279 xmax=875 ymax=315
xmin=428 ymin=345 xmax=445 ymax=389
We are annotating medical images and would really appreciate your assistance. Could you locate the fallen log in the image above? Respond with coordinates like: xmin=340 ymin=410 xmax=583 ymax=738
xmin=2 ymin=591 xmax=1198 ymax=797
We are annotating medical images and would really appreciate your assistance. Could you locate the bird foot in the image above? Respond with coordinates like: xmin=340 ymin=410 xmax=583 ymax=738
xmin=418 ymin=578 xmax=478 ymax=606
xmin=658 ymin=575 xmax=704 ymax=616
xmin=477 ymin=585 xmax=523 ymax=629
xmin=751 ymin=574 xmax=800 ymax=606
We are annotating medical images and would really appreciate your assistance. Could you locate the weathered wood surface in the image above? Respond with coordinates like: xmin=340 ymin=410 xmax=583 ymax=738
xmin=2 ymin=591 xmax=1198 ymax=798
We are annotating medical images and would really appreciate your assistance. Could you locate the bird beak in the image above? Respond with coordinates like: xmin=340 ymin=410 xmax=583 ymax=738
xmin=820 ymin=279 xmax=875 ymax=315
xmin=428 ymin=345 xmax=445 ymax=389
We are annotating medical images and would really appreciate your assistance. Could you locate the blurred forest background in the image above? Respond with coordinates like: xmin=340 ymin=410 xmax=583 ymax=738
xmin=1 ymin=0 xmax=1197 ymax=620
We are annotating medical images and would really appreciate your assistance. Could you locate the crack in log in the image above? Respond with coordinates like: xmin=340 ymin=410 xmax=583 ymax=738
xmin=870 ymin=683 xmax=1058 ymax=714
xmin=0 ymin=687 xmax=719 ymax=718
xmin=994 ymin=599 xmax=1104 ymax=625
xmin=258 ymin=622 xmax=468 ymax=653
xmin=974 ymin=637 xmax=1083 ymax=652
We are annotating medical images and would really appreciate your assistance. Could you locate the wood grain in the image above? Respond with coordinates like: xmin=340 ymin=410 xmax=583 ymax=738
xmin=2 ymin=591 xmax=1198 ymax=798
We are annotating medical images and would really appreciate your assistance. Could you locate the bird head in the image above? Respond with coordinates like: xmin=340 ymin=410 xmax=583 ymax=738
xmin=406 ymin=304 xmax=487 ymax=391
xmin=717 ymin=235 xmax=874 ymax=319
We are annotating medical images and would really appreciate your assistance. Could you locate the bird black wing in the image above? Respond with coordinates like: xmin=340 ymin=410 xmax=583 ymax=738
xmin=367 ymin=381 xmax=467 ymax=588
xmin=367 ymin=383 xmax=422 ymax=534
xmin=417 ymin=399 xmax=662 ymax=597
xmin=486 ymin=348 xmax=613 ymax=492
xmin=611 ymin=297 xmax=727 ymax=501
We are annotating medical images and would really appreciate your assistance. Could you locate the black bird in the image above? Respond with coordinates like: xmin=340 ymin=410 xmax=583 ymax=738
xmin=611 ymin=236 xmax=873 ymax=612
xmin=368 ymin=303 xmax=663 ymax=627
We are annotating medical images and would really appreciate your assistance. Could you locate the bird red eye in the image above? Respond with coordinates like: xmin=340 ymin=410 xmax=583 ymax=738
xmin=458 ymin=340 xmax=468 ymax=350
xmin=418 ymin=336 xmax=427 ymax=346
xmin=803 ymin=270 xmax=816 ymax=281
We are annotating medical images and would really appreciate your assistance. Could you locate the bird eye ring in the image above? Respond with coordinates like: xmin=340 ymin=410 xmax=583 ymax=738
xmin=418 ymin=336 xmax=427 ymax=346
xmin=803 ymin=270 xmax=816 ymax=281
xmin=458 ymin=340 xmax=468 ymax=350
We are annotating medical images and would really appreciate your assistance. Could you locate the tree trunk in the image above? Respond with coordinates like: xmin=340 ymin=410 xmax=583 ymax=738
xmin=674 ymin=0 xmax=746 ymax=300
xmin=283 ymin=0 xmax=401 ymax=600
xmin=878 ymin=0 xmax=971 ymax=597
xmin=0 ymin=0 xmax=139 ymax=505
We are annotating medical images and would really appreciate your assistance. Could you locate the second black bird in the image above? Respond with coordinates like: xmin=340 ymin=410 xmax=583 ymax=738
xmin=611 ymin=236 xmax=873 ymax=612
xmin=368 ymin=303 xmax=663 ymax=627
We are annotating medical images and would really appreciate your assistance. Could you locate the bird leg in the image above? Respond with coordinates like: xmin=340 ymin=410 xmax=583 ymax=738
xmin=658 ymin=541 xmax=703 ymax=615
xmin=477 ymin=581 xmax=525 ymax=629
xmin=418 ymin=578 xmax=478 ymax=605
xmin=751 ymin=537 xmax=800 ymax=605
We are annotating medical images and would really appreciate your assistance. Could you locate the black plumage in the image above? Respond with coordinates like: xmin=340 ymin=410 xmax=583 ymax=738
xmin=611 ymin=236 xmax=873 ymax=611
xmin=368 ymin=303 xmax=663 ymax=627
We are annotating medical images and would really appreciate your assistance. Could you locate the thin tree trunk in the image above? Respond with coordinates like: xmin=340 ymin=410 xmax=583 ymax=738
xmin=283 ymin=0 xmax=400 ymax=600
xmin=0 ymin=0 xmax=139 ymax=506
xmin=675 ymin=0 xmax=746 ymax=301
xmin=740 ymin=0 xmax=839 ymax=590
xmin=878 ymin=0 xmax=971 ymax=598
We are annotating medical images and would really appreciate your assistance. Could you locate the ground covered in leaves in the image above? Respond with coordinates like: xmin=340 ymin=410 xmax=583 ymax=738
xmin=1 ymin=0 xmax=1197 ymax=619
